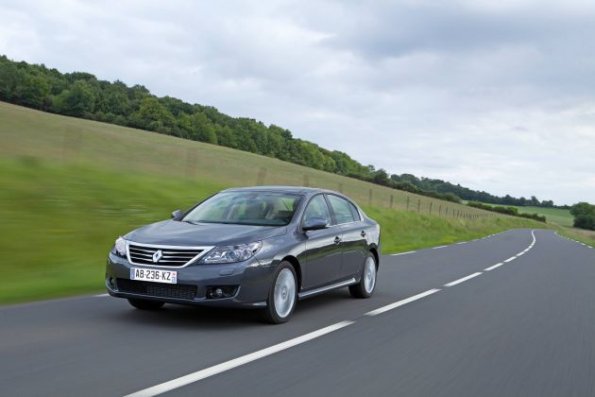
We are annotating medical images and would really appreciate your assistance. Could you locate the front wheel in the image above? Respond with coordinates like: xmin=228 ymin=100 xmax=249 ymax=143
xmin=262 ymin=262 xmax=297 ymax=324
xmin=128 ymin=298 xmax=165 ymax=310
xmin=349 ymin=253 xmax=377 ymax=298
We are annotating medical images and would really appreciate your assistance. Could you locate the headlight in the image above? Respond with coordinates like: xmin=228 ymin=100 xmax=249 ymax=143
xmin=201 ymin=241 xmax=262 ymax=264
xmin=114 ymin=237 xmax=127 ymax=257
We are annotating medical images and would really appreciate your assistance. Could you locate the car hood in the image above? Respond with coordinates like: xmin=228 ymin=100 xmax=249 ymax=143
xmin=124 ymin=220 xmax=287 ymax=247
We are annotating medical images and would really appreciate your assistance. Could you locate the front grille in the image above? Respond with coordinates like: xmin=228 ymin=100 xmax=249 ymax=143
xmin=128 ymin=244 xmax=204 ymax=267
xmin=116 ymin=279 xmax=197 ymax=300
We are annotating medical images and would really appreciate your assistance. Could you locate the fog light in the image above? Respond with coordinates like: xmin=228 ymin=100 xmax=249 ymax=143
xmin=106 ymin=276 xmax=116 ymax=289
xmin=206 ymin=286 xmax=238 ymax=299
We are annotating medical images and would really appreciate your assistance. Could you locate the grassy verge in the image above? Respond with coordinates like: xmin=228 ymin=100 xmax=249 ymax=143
xmin=554 ymin=226 xmax=595 ymax=247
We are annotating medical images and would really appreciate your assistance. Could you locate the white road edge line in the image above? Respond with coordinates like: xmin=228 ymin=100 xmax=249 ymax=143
xmin=94 ymin=293 xmax=109 ymax=297
xmin=456 ymin=242 xmax=467 ymax=245
xmin=391 ymin=250 xmax=416 ymax=256
xmin=365 ymin=289 xmax=441 ymax=317
xmin=123 ymin=320 xmax=355 ymax=397
xmin=484 ymin=263 xmax=504 ymax=271
xmin=433 ymin=245 xmax=447 ymax=250
xmin=504 ymin=256 xmax=516 ymax=263
xmin=444 ymin=272 xmax=483 ymax=287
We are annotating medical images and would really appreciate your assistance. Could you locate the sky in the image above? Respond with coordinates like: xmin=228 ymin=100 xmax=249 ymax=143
xmin=1 ymin=0 xmax=594 ymax=204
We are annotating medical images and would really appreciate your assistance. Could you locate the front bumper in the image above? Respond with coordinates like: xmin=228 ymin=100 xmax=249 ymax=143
xmin=105 ymin=252 xmax=274 ymax=308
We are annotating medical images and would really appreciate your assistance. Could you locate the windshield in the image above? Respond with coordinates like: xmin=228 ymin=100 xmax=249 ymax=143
xmin=182 ymin=191 xmax=302 ymax=226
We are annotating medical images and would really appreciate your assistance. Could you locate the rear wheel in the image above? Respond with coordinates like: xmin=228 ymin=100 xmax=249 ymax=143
xmin=128 ymin=298 xmax=165 ymax=310
xmin=349 ymin=253 xmax=377 ymax=298
xmin=262 ymin=262 xmax=297 ymax=324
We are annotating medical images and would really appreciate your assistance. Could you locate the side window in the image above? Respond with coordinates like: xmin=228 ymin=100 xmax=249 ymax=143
xmin=327 ymin=195 xmax=357 ymax=224
xmin=303 ymin=195 xmax=331 ymax=225
xmin=348 ymin=202 xmax=361 ymax=221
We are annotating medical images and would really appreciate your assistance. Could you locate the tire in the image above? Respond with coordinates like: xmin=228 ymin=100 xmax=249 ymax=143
xmin=128 ymin=298 xmax=165 ymax=310
xmin=349 ymin=253 xmax=377 ymax=299
xmin=262 ymin=262 xmax=298 ymax=324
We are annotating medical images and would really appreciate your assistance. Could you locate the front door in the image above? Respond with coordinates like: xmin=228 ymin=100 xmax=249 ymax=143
xmin=299 ymin=194 xmax=343 ymax=290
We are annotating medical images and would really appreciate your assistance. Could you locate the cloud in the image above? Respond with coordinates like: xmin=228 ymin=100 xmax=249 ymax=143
xmin=0 ymin=0 xmax=593 ymax=204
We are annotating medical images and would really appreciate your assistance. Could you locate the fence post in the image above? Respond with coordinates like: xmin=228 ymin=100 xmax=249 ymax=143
xmin=63 ymin=129 xmax=83 ymax=161
xmin=446 ymin=207 xmax=449 ymax=216
xmin=429 ymin=202 xmax=433 ymax=214
xmin=338 ymin=183 xmax=343 ymax=193
xmin=185 ymin=148 xmax=198 ymax=179
xmin=256 ymin=167 xmax=267 ymax=185
xmin=390 ymin=195 xmax=394 ymax=209
xmin=303 ymin=174 xmax=310 ymax=187
xmin=417 ymin=199 xmax=421 ymax=212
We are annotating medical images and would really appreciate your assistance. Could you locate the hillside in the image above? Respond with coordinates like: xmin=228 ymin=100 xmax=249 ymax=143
xmin=0 ymin=102 xmax=556 ymax=303
xmin=0 ymin=55 xmax=556 ymax=207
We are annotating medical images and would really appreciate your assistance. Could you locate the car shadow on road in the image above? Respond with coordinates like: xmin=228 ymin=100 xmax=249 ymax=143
xmin=105 ymin=289 xmax=354 ymax=329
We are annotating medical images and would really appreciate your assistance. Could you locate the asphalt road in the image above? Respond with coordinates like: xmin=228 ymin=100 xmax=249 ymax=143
xmin=1 ymin=229 xmax=594 ymax=397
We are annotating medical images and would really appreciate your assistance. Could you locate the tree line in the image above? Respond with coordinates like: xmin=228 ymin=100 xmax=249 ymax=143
xmin=467 ymin=202 xmax=546 ymax=223
xmin=0 ymin=55 xmax=561 ymax=208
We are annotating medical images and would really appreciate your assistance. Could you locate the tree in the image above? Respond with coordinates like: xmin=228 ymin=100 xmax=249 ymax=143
xmin=130 ymin=96 xmax=175 ymax=134
xmin=15 ymin=71 xmax=51 ymax=109
xmin=570 ymin=202 xmax=595 ymax=230
xmin=0 ymin=59 xmax=19 ymax=101
xmin=372 ymin=169 xmax=389 ymax=186
xmin=53 ymin=80 xmax=96 ymax=116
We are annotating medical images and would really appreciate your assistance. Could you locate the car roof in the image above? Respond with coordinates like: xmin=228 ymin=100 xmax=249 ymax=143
xmin=222 ymin=185 xmax=336 ymax=195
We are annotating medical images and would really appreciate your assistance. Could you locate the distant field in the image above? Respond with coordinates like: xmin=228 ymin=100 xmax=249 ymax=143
xmin=0 ymin=102 xmax=574 ymax=304
xmin=485 ymin=204 xmax=574 ymax=227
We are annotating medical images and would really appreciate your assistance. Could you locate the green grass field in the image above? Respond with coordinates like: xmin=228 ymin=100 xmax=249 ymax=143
xmin=0 ymin=101 xmax=590 ymax=304
xmin=485 ymin=203 xmax=574 ymax=227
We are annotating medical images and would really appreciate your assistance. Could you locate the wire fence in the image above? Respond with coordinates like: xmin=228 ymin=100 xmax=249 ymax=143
xmin=4 ymin=126 xmax=497 ymax=221
xmin=249 ymin=166 xmax=495 ymax=220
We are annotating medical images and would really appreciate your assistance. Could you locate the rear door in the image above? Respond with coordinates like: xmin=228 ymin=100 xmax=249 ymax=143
xmin=326 ymin=194 xmax=368 ymax=279
xmin=299 ymin=194 xmax=344 ymax=290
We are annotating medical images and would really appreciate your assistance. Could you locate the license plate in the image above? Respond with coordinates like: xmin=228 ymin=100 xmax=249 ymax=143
xmin=130 ymin=267 xmax=177 ymax=284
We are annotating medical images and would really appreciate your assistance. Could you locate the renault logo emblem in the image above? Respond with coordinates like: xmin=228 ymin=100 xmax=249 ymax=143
xmin=152 ymin=250 xmax=163 ymax=263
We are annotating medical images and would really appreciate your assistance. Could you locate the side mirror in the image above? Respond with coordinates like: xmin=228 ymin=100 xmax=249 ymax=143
xmin=171 ymin=209 xmax=184 ymax=221
xmin=302 ymin=217 xmax=329 ymax=231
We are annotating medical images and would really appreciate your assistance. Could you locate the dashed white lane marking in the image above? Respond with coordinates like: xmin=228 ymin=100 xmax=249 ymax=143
xmin=456 ymin=242 xmax=467 ymax=245
xmin=95 ymin=293 xmax=109 ymax=297
xmin=124 ymin=321 xmax=354 ymax=397
xmin=365 ymin=289 xmax=441 ymax=317
xmin=484 ymin=263 xmax=504 ymax=271
xmin=433 ymin=245 xmax=447 ymax=250
xmin=444 ymin=272 xmax=483 ymax=287
xmin=504 ymin=256 xmax=516 ymax=263
xmin=391 ymin=250 xmax=416 ymax=256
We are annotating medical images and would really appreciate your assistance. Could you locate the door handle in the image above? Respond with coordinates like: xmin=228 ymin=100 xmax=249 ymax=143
xmin=361 ymin=230 xmax=366 ymax=237
xmin=334 ymin=236 xmax=342 ymax=244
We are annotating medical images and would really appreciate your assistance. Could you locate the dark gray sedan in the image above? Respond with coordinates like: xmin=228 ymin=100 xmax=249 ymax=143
xmin=106 ymin=186 xmax=381 ymax=323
